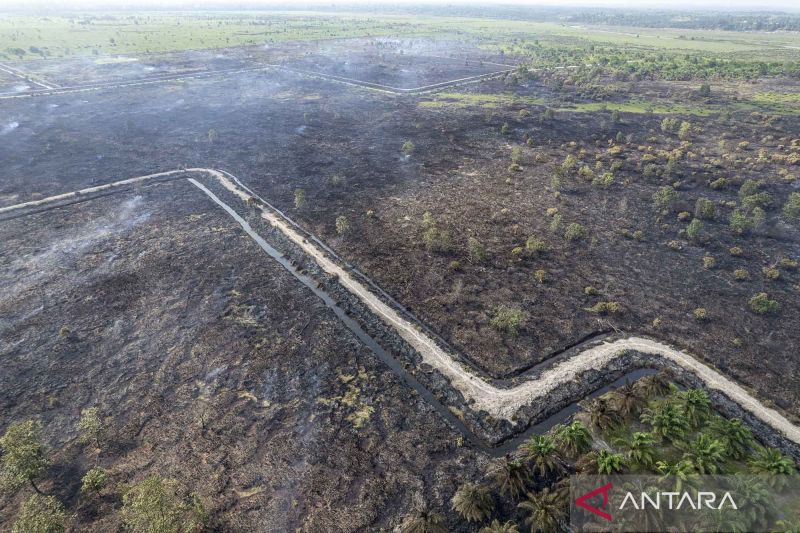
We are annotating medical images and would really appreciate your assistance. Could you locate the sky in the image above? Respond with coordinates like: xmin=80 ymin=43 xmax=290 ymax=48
xmin=5 ymin=0 xmax=800 ymax=12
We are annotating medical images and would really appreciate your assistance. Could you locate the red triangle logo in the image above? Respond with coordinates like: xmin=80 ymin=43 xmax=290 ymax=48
xmin=575 ymin=482 xmax=613 ymax=522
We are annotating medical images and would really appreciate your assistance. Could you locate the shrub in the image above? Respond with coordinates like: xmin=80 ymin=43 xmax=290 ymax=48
xmin=81 ymin=467 xmax=109 ymax=495
xmin=511 ymin=146 xmax=523 ymax=165
xmin=0 ymin=420 xmax=49 ymax=493
xmin=511 ymin=246 xmax=524 ymax=259
xmin=58 ymin=326 xmax=70 ymax=338
xmin=779 ymin=257 xmax=798 ymax=270
xmin=12 ymin=495 xmax=66 ymax=533
xmin=525 ymin=237 xmax=546 ymax=254
xmin=783 ymin=192 xmax=800 ymax=222
xmin=741 ymin=192 xmax=773 ymax=212
xmin=578 ymin=165 xmax=594 ymax=179
xmin=709 ymin=177 xmax=727 ymax=190
xmin=401 ymin=140 xmax=415 ymax=155
xmin=677 ymin=211 xmax=691 ymax=221
xmin=694 ymin=198 xmax=716 ymax=220
xmin=703 ymin=256 xmax=716 ymax=269
xmin=122 ymin=476 xmax=207 ymax=533
xmin=729 ymin=246 xmax=743 ymax=256
xmin=678 ymin=121 xmax=692 ymax=141
xmin=734 ymin=269 xmax=749 ymax=281
xmin=592 ymin=172 xmax=614 ymax=188
xmin=686 ymin=219 xmax=703 ymax=240
xmin=77 ymin=408 xmax=105 ymax=448
xmin=293 ymin=188 xmax=306 ymax=209
xmin=490 ymin=306 xmax=526 ymax=335
xmin=584 ymin=286 xmax=597 ymax=295
xmin=508 ymin=163 xmax=522 ymax=172
xmin=749 ymin=293 xmax=779 ymax=315
xmin=448 ymin=260 xmax=460 ymax=271
xmin=693 ymin=308 xmax=708 ymax=320
xmin=564 ymin=223 xmax=586 ymax=242
xmin=549 ymin=213 xmax=563 ymax=233
xmin=561 ymin=154 xmax=578 ymax=173
xmin=335 ymin=216 xmax=349 ymax=235
xmin=546 ymin=207 xmax=559 ymax=217
xmin=584 ymin=301 xmax=621 ymax=314
xmin=652 ymin=186 xmax=678 ymax=211
xmin=468 ymin=237 xmax=486 ymax=263
xmin=500 ymin=123 xmax=510 ymax=135
xmin=633 ymin=230 xmax=644 ymax=241
xmin=730 ymin=207 xmax=765 ymax=234
xmin=763 ymin=267 xmax=780 ymax=280
xmin=534 ymin=269 xmax=547 ymax=284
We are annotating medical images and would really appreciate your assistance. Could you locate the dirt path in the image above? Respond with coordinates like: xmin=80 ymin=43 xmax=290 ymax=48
xmin=5 ymin=168 xmax=800 ymax=446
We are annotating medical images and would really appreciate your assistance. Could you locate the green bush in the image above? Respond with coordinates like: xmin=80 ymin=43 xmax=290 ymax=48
xmin=81 ymin=467 xmax=109 ymax=495
xmin=293 ymin=188 xmax=306 ymax=209
xmin=490 ymin=306 xmax=526 ymax=335
xmin=12 ymin=495 xmax=65 ymax=533
xmin=783 ymin=192 xmax=800 ymax=222
xmin=686 ymin=218 xmax=703 ymax=240
xmin=749 ymin=293 xmax=779 ymax=315
xmin=525 ymin=236 xmax=546 ymax=254
xmin=584 ymin=301 xmax=621 ymax=314
xmin=468 ymin=237 xmax=486 ymax=263
xmin=564 ymin=223 xmax=586 ymax=242
xmin=122 ymin=476 xmax=207 ymax=533
xmin=652 ymin=186 xmax=678 ymax=211
xmin=694 ymin=198 xmax=716 ymax=220
xmin=401 ymin=140 xmax=415 ymax=155
xmin=335 ymin=216 xmax=349 ymax=235
xmin=734 ymin=269 xmax=750 ymax=281
xmin=592 ymin=172 xmax=614 ymax=188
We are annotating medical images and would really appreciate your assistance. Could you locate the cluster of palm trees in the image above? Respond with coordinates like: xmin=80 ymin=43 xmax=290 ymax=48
xmin=400 ymin=371 xmax=798 ymax=532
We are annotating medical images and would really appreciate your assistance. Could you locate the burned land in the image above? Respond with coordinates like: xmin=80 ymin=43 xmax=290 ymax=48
xmin=1 ymin=26 xmax=800 ymax=532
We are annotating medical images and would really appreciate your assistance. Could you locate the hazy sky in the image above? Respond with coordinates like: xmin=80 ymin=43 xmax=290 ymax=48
xmin=6 ymin=0 xmax=800 ymax=12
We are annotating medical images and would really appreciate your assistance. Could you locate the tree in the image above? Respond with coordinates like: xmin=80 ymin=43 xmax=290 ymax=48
xmin=81 ymin=467 xmax=109 ymax=495
xmin=480 ymin=519 xmax=519 ymax=533
xmin=597 ymin=449 xmax=626 ymax=474
xmin=335 ymin=215 xmax=349 ymax=235
xmin=682 ymin=433 xmax=726 ymax=474
xmin=640 ymin=400 xmax=689 ymax=444
xmin=694 ymin=197 xmax=716 ymax=220
xmin=520 ymin=434 xmax=563 ymax=479
xmin=0 ymin=420 xmax=49 ymax=494
xmin=686 ymin=218 xmax=703 ymax=240
xmin=554 ymin=421 xmax=592 ymax=458
xmin=486 ymin=457 xmax=528 ymax=500
xmin=655 ymin=459 xmax=696 ymax=492
xmin=293 ymin=188 xmax=306 ymax=209
xmin=587 ymin=397 xmax=621 ymax=432
xmin=622 ymin=431 xmax=657 ymax=468
xmin=564 ymin=223 xmax=586 ymax=242
xmin=77 ymin=407 xmax=105 ymax=448
xmin=613 ymin=380 xmax=645 ymax=418
xmin=678 ymin=389 xmax=711 ymax=428
xmin=401 ymin=140 xmax=415 ymax=156
xmin=517 ymin=488 xmax=565 ymax=533
xmin=401 ymin=511 xmax=447 ymax=533
xmin=747 ymin=447 xmax=797 ymax=489
xmin=636 ymin=370 xmax=672 ymax=399
xmin=707 ymin=416 xmax=753 ymax=460
xmin=121 ymin=475 xmax=207 ymax=533
xmin=12 ymin=494 xmax=66 ymax=533
xmin=678 ymin=121 xmax=692 ymax=141
xmin=451 ymin=482 xmax=494 ymax=523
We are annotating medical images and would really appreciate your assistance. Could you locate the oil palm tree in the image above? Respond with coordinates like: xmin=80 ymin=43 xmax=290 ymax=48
xmin=520 ymin=434 xmax=563 ymax=479
xmin=575 ymin=451 xmax=599 ymax=474
xmin=640 ymin=400 xmax=689 ymax=444
xmin=728 ymin=476 xmax=775 ymax=531
xmin=708 ymin=416 xmax=753 ymax=460
xmin=480 ymin=519 xmax=520 ymax=533
xmin=636 ymin=369 xmax=673 ymax=399
xmin=614 ymin=380 xmax=645 ymax=418
xmin=621 ymin=431 xmax=657 ymax=469
xmin=518 ymin=488 xmax=565 ymax=533
xmin=400 ymin=511 xmax=447 ymax=533
xmin=678 ymin=389 xmax=712 ymax=428
xmin=655 ymin=458 xmax=696 ymax=492
xmin=597 ymin=449 xmax=626 ymax=474
xmin=554 ymin=421 xmax=592 ymax=459
xmin=486 ymin=456 xmax=529 ymax=500
xmin=682 ymin=433 xmax=726 ymax=474
xmin=748 ymin=447 xmax=797 ymax=489
xmin=587 ymin=397 xmax=621 ymax=432
xmin=451 ymin=482 xmax=494 ymax=523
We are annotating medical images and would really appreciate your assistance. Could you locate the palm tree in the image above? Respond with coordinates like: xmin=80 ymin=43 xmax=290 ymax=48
xmin=614 ymin=380 xmax=645 ymax=418
xmin=451 ymin=482 xmax=494 ymax=523
xmin=640 ymin=400 xmax=689 ymax=444
xmin=520 ymin=434 xmax=563 ymax=479
xmin=682 ymin=433 xmax=726 ymax=474
xmin=678 ymin=389 xmax=712 ymax=427
xmin=400 ymin=511 xmax=448 ymax=533
xmin=575 ymin=451 xmax=599 ymax=474
xmin=480 ymin=519 xmax=520 ymax=533
xmin=621 ymin=431 xmax=657 ymax=469
xmin=518 ymin=488 xmax=565 ymax=533
xmin=554 ymin=421 xmax=592 ymax=458
xmin=748 ymin=447 xmax=797 ymax=489
xmin=708 ymin=416 xmax=753 ymax=460
xmin=486 ymin=457 xmax=529 ymax=500
xmin=655 ymin=459 xmax=696 ymax=492
xmin=636 ymin=369 xmax=673 ymax=399
xmin=587 ymin=397 xmax=621 ymax=432
xmin=597 ymin=449 xmax=626 ymax=474
xmin=727 ymin=476 xmax=775 ymax=531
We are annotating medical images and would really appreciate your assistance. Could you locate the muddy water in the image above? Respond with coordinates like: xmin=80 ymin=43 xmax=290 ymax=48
xmin=190 ymin=177 xmax=656 ymax=457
